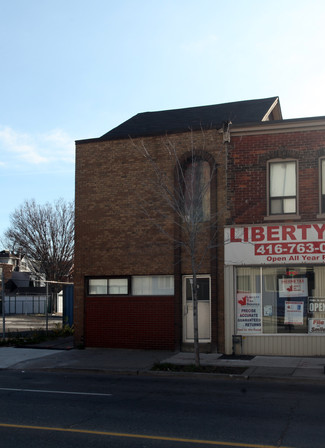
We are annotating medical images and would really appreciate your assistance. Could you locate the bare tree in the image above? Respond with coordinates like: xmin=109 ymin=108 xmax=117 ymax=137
xmin=134 ymin=133 xmax=221 ymax=366
xmin=5 ymin=199 xmax=74 ymax=284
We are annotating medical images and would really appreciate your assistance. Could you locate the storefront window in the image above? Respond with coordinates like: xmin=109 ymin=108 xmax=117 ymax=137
xmin=236 ymin=266 xmax=325 ymax=335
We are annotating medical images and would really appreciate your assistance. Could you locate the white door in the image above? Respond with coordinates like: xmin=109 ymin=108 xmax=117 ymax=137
xmin=183 ymin=275 xmax=211 ymax=342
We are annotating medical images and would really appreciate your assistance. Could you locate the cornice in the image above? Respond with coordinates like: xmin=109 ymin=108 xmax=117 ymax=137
xmin=222 ymin=117 xmax=325 ymax=136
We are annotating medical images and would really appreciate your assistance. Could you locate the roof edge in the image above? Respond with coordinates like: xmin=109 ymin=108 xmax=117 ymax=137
xmin=262 ymin=97 xmax=282 ymax=121
xmin=76 ymin=96 xmax=281 ymax=144
xmin=227 ymin=116 xmax=325 ymax=136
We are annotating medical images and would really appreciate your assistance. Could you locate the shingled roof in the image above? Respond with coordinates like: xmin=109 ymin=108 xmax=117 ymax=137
xmin=98 ymin=96 xmax=281 ymax=141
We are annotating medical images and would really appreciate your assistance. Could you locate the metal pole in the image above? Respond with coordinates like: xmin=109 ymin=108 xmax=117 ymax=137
xmin=46 ymin=281 xmax=49 ymax=334
xmin=1 ymin=269 xmax=5 ymax=339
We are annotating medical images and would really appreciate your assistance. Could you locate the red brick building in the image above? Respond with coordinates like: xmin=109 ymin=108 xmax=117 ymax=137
xmin=75 ymin=97 xmax=325 ymax=355
xmin=224 ymin=115 xmax=325 ymax=355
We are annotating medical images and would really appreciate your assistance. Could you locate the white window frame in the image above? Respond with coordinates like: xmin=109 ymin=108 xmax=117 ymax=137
xmin=87 ymin=277 xmax=130 ymax=296
xmin=267 ymin=160 xmax=298 ymax=216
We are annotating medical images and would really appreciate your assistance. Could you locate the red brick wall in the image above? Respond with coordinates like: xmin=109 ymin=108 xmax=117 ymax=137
xmin=228 ymin=129 xmax=325 ymax=224
xmin=85 ymin=295 xmax=175 ymax=349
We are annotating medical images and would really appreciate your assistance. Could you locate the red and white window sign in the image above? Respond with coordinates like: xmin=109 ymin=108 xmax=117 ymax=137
xmin=308 ymin=319 xmax=325 ymax=333
xmin=236 ymin=293 xmax=262 ymax=334
xmin=278 ymin=278 xmax=308 ymax=298
xmin=225 ymin=223 xmax=325 ymax=265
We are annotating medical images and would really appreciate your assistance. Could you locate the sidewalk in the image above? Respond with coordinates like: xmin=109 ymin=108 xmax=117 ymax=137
xmin=1 ymin=338 xmax=325 ymax=383
xmin=162 ymin=352 xmax=325 ymax=382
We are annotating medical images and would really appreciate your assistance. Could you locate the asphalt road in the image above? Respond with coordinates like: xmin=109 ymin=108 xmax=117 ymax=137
xmin=0 ymin=371 xmax=324 ymax=448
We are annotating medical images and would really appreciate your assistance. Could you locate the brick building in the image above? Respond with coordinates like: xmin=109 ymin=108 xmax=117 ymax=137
xmin=75 ymin=96 xmax=325 ymax=355
xmin=74 ymin=97 xmax=281 ymax=352
xmin=225 ymin=114 xmax=325 ymax=355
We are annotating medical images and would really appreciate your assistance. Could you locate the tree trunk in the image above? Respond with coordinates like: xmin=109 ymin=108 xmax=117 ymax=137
xmin=192 ymin=274 xmax=200 ymax=367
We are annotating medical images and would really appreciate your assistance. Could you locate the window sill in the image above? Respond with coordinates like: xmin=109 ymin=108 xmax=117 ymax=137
xmin=264 ymin=214 xmax=301 ymax=222
xmin=316 ymin=213 xmax=325 ymax=219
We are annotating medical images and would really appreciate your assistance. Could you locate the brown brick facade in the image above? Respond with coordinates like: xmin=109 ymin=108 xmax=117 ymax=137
xmin=75 ymin=129 xmax=227 ymax=350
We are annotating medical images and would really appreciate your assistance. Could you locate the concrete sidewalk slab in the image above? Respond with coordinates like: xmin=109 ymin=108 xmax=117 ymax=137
xmin=1 ymin=345 xmax=325 ymax=382
xmin=0 ymin=347 xmax=63 ymax=369
xmin=161 ymin=352 xmax=325 ymax=381
xmin=1 ymin=347 xmax=176 ymax=372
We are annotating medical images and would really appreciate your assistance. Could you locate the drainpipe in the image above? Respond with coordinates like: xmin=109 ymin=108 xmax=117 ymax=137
xmin=221 ymin=121 xmax=232 ymax=220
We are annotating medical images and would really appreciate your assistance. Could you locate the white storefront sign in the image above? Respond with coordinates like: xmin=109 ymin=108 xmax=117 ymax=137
xmin=309 ymin=298 xmax=325 ymax=312
xmin=308 ymin=318 xmax=325 ymax=333
xmin=225 ymin=223 xmax=325 ymax=265
xmin=284 ymin=301 xmax=304 ymax=325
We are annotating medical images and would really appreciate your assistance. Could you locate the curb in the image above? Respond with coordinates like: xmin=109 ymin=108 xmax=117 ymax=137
xmin=4 ymin=365 xmax=325 ymax=384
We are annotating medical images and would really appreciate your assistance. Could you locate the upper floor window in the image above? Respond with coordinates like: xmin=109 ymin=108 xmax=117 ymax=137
xmin=184 ymin=159 xmax=210 ymax=222
xmin=269 ymin=161 xmax=297 ymax=215
xmin=321 ymin=159 xmax=325 ymax=214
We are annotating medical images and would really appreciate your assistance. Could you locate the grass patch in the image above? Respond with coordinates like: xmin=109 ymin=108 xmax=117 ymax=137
xmin=151 ymin=362 xmax=247 ymax=375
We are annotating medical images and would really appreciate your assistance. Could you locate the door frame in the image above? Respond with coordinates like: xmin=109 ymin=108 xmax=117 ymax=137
xmin=182 ymin=274 xmax=211 ymax=343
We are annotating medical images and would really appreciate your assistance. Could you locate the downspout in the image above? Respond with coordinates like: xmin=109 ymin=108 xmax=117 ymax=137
xmin=219 ymin=121 xmax=232 ymax=354
xmin=221 ymin=121 xmax=232 ymax=219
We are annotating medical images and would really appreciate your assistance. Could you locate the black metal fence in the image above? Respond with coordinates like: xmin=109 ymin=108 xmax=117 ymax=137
xmin=1 ymin=314 xmax=63 ymax=337
xmin=0 ymin=286 xmax=74 ymax=337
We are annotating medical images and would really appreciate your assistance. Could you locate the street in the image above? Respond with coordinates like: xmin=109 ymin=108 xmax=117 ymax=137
xmin=0 ymin=371 xmax=324 ymax=448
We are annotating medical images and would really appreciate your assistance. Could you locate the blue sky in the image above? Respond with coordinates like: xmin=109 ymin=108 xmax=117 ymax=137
xmin=1 ymin=0 xmax=325 ymax=239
